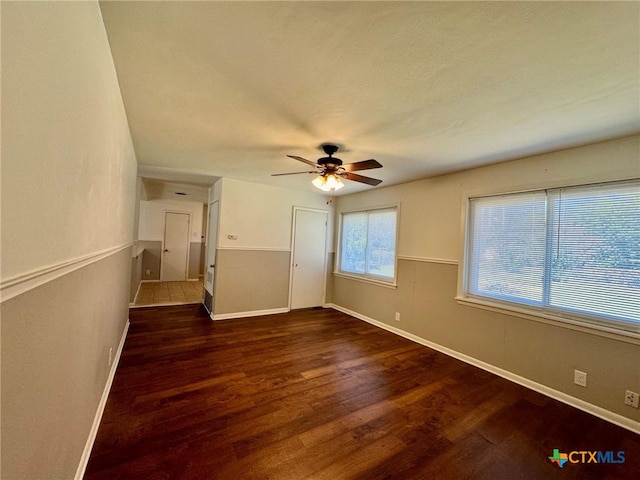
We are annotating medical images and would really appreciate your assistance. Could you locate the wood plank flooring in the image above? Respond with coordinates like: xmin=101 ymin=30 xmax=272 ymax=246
xmin=85 ymin=305 xmax=640 ymax=479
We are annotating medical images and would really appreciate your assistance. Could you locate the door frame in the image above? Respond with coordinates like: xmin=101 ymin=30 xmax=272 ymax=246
xmin=160 ymin=210 xmax=192 ymax=282
xmin=288 ymin=206 xmax=330 ymax=310
xmin=204 ymin=200 xmax=219 ymax=295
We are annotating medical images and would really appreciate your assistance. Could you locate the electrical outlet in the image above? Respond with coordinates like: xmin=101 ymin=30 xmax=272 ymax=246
xmin=109 ymin=347 xmax=113 ymax=366
xmin=145 ymin=269 xmax=151 ymax=275
xmin=625 ymin=390 xmax=639 ymax=408
xmin=574 ymin=370 xmax=587 ymax=387
xmin=395 ymin=312 xmax=400 ymax=322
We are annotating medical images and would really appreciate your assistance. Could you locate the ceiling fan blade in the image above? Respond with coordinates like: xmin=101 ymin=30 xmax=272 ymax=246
xmin=271 ymin=171 xmax=316 ymax=176
xmin=341 ymin=171 xmax=382 ymax=186
xmin=341 ymin=159 xmax=383 ymax=172
xmin=287 ymin=155 xmax=318 ymax=167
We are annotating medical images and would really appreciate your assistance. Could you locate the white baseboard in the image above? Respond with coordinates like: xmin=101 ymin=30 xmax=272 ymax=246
xmin=74 ymin=319 xmax=130 ymax=480
xmin=212 ymin=307 xmax=289 ymax=321
xmin=328 ymin=303 xmax=640 ymax=435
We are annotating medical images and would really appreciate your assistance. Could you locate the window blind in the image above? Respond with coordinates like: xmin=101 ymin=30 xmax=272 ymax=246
xmin=547 ymin=183 xmax=640 ymax=325
xmin=467 ymin=181 xmax=640 ymax=332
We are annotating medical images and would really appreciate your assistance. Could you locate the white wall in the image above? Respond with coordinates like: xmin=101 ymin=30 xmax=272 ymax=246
xmin=138 ymin=199 xmax=204 ymax=243
xmin=217 ymin=177 xmax=333 ymax=250
xmin=1 ymin=1 xmax=137 ymax=281
xmin=0 ymin=2 xmax=138 ymax=478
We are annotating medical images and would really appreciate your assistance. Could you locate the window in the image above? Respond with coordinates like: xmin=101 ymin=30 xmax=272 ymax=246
xmin=339 ymin=207 xmax=398 ymax=283
xmin=466 ymin=181 xmax=640 ymax=333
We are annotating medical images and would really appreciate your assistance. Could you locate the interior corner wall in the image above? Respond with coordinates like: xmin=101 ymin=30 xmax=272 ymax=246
xmin=213 ymin=178 xmax=333 ymax=316
xmin=0 ymin=2 xmax=138 ymax=479
xmin=331 ymin=135 xmax=640 ymax=427
xmin=130 ymin=178 xmax=145 ymax=301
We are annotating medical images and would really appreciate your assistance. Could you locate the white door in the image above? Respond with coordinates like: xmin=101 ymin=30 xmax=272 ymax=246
xmin=204 ymin=201 xmax=219 ymax=294
xmin=161 ymin=212 xmax=190 ymax=281
xmin=291 ymin=209 xmax=328 ymax=309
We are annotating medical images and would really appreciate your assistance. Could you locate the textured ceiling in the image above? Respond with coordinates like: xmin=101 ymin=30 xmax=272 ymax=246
xmin=100 ymin=1 xmax=640 ymax=196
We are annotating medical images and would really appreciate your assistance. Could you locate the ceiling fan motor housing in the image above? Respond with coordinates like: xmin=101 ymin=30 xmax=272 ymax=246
xmin=319 ymin=144 xmax=342 ymax=167
xmin=318 ymin=157 xmax=342 ymax=167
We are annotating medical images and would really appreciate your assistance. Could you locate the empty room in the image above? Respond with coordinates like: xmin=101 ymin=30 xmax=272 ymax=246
xmin=1 ymin=1 xmax=639 ymax=479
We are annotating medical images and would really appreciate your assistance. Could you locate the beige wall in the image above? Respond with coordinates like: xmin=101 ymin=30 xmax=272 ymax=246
xmin=130 ymin=250 xmax=144 ymax=302
xmin=139 ymin=240 xmax=162 ymax=281
xmin=332 ymin=135 xmax=640 ymax=427
xmin=1 ymin=2 xmax=137 ymax=478
xmin=132 ymin=240 xmax=201 ymax=282
xmin=1 ymin=250 xmax=132 ymax=479
xmin=188 ymin=241 xmax=203 ymax=279
xmin=215 ymin=249 xmax=291 ymax=315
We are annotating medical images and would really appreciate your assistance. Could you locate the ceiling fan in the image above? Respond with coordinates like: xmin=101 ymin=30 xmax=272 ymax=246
xmin=272 ymin=144 xmax=383 ymax=192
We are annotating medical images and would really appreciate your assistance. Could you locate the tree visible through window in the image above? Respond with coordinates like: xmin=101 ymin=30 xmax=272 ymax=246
xmin=340 ymin=207 xmax=397 ymax=281
xmin=466 ymin=181 xmax=640 ymax=332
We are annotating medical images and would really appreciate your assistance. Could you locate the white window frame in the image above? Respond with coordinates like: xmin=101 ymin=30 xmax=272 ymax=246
xmin=335 ymin=205 xmax=399 ymax=287
xmin=457 ymin=179 xmax=640 ymax=341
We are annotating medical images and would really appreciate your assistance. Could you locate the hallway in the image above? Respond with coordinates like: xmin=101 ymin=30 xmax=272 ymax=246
xmin=133 ymin=280 xmax=204 ymax=306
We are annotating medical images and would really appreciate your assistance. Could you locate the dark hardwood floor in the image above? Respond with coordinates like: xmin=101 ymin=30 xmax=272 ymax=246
xmin=85 ymin=305 xmax=640 ymax=479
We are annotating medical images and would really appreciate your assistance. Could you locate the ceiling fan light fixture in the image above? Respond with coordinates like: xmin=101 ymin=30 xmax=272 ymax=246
xmin=312 ymin=173 xmax=344 ymax=192
xmin=275 ymin=144 xmax=381 ymax=190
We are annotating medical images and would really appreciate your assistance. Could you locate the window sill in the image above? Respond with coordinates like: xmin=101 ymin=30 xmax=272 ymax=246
xmin=455 ymin=296 xmax=640 ymax=345
xmin=333 ymin=271 xmax=397 ymax=289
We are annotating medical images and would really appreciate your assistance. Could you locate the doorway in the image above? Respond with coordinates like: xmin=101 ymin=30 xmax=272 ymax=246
xmin=290 ymin=208 xmax=328 ymax=309
xmin=161 ymin=212 xmax=190 ymax=281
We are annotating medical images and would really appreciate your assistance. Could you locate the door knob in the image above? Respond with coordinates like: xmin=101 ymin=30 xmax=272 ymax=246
xmin=209 ymin=264 xmax=215 ymax=268
xmin=164 ymin=249 xmax=169 ymax=252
